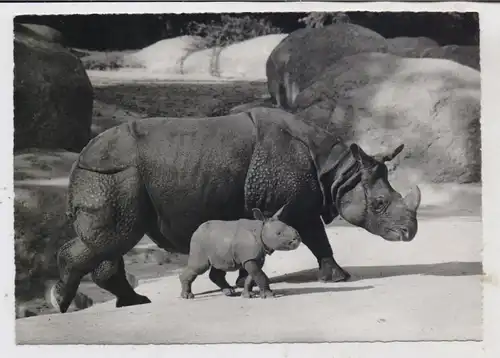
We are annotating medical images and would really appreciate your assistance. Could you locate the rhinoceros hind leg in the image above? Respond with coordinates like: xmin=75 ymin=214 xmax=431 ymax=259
xmin=179 ymin=262 xmax=210 ymax=299
xmin=91 ymin=258 xmax=151 ymax=308
xmin=51 ymin=167 xmax=150 ymax=313
xmin=50 ymin=237 xmax=102 ymax=313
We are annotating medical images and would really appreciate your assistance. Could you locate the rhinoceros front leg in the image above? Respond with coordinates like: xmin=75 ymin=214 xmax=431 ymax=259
xmin=242 ymin=260 xmax=275 ymax=299
xmin=297 ymin=216 xmax=351 ymax=282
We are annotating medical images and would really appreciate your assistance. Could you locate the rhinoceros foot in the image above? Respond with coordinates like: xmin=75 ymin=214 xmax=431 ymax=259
xmin=116 ymin=293 xmax=151 ymax=308
xmin=241 ymin=291 xmax=256 ymax=299
xmin=259 ymin=290 xmax=277 ymax=299
xmin=180 ymin=291 xmax=195 ymax=299
xmin=222 ymin=287 xmax=237 ymax=297
xmin=318 ymin=257 xmax=351 ymax=282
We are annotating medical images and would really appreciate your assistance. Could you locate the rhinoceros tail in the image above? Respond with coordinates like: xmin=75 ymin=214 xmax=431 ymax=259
xmin=76 ymin=121 xmax=139 ymax=174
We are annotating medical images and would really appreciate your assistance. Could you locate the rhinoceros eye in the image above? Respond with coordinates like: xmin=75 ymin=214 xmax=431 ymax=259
xmin=372 ymin=198 xmax=387 ymax=213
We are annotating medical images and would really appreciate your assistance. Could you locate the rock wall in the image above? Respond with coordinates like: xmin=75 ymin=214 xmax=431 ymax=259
xmin=294 ymin=52 xmax=481 ymax=184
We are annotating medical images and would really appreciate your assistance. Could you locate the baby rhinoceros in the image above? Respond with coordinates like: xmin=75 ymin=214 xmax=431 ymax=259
xmin=179 ymin=205 xmax=301 ymax=299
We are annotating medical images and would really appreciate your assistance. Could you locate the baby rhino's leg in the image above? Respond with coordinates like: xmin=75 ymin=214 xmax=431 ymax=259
xmin=179 ymin=241 xmax=209 ymax=299
xmin=209 ymin=267 xmax=236 ymax=297
xmin=179 ymin=264 xmax=209 ymax=299
xmin=242 ymin=260 xmax=275 ymax=299
xmin=241 ymin=275 xmax=256 ymax=298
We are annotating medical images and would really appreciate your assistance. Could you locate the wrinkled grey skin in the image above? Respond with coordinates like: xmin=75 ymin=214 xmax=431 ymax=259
xmin=266 ymin=23 xmax=391 ymax=110
xmin=179 ymin=205 xmax=301 ymax=300
xmin=49 ymin=107 xmax=421 ymax=313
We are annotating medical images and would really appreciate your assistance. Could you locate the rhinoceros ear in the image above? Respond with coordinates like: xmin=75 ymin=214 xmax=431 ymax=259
xmin=350 ymin=143 xmax=369 ymax=163
xmin=373 ymin=144 xmax=405 ymax=163
xmin=252 ymin=208 xmax=266 ymax=222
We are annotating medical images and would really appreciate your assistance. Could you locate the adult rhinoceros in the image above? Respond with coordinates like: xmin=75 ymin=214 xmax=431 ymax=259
xmin=50 ymin=107 xmax=421 ymax=313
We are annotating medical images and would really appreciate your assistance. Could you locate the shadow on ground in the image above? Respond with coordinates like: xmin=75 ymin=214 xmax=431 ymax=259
xmin=270 ymin=261 xmax=482 ymax=284
xmin=195 ymin=285 xmax=374 ymax=298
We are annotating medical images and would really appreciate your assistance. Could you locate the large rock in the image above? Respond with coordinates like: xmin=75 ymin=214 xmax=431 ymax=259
xmin=218 ymin=34 xmax=287 ymax=80
xmin=14 ymin=150 xmax=78 ymax=300
xmin=15 ymin=23 xmax=65 ymax=44
xmin=126 ymin=36 xmax=204 ymax=74
xmin=294 ymin=52 xmax=481 ymax=184
xmin=182 ymin=46 xmax=221 ymax=76
xmin=421 ymin=45 xmax=480 ymax=71
xmin=14 ymin=28 xmax=93 ymax=153
xmin=387 ymin=36 xmax=439 ymax=56
xmin=265 ymin=23 xmax=391 ymax=109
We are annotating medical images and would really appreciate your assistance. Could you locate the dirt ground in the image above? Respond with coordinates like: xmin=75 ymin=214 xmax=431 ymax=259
xmin=15 ymin=182 xmax=482 ymax=343
xmin=90 ymin=70 xmax=269 ymax=118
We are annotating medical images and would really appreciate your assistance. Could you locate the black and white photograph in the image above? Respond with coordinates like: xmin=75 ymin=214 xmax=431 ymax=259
xmin=0 ymin=1 xmax=494 ymax=351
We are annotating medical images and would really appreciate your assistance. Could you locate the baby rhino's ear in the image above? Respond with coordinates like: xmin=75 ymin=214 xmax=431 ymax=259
xmin=252 ymin=208 xmax=266 ymax=221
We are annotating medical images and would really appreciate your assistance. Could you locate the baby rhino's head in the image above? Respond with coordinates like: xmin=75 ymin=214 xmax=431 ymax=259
xmin=252 ymin=206 xmax=301 ymax=251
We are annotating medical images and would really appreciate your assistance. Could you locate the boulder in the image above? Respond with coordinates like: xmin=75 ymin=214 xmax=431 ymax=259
xmin=181 ymin=46 xmax=221 ymax=76
xmin=126 ymin=36 xmax=204 ymax=74
xmin=265 ymin=23 xmax=391 ymax=109
xmin=14 ymin=29 xmax=93 ymax=153
xmin=218 ymin=34 xmax=287 ymax=80
xmin=294 ymin=52 xmax=481 ymax=184
xmin=421 ymin=45 xmax=480 ymax=71
xmin=15 ymin=23 xmax=64 ymax=44
xmin=387 ymin=36 xmax=439 ymax=56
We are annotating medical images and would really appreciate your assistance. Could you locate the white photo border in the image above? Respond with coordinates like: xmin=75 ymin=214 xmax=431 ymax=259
xmin=0 ymin=2 xmax=497 ymax=357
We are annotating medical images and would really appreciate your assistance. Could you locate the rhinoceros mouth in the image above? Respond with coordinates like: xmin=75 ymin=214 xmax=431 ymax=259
xmin=383 ymin=228 xmax=413 ymax=242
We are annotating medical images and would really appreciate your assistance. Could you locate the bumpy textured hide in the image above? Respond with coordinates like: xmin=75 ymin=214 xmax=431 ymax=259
xmin=294 ymin=52 xmax=481 ymax=183
xmin=128 ymin=114 xmax=257 ymax=252
xmin=244 ymin=108 xmax=325 ymax=221
xmin=265 ymin=23 xmax=391 ymax=109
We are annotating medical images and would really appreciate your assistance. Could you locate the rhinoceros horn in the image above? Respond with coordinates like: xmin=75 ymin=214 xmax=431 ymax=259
xmin=403 ymin=185 xmax=422 ymax=212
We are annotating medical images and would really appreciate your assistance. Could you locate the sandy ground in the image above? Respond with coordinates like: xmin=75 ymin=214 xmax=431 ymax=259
xmin=15 ymin=183 xmax=482 ymax=344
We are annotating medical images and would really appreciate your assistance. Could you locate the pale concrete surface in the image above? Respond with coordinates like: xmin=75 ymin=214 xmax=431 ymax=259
xmin=16 ymin=185 xmax=482 ymax=344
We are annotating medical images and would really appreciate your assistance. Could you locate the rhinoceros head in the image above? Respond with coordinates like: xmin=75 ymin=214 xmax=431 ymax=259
xmin=319 ymin=143 xmax=421 ymax=242
xmin=253 ymin=206 xmax=302 ymax=252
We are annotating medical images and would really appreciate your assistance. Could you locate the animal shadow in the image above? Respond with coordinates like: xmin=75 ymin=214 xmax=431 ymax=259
xmin=195 ymin=285 xmax=373 ymax=299
xmin=272 ymin=285 xmax=373 ymax=297
xmin=270 ymin=261 xmax=483 ymax=284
